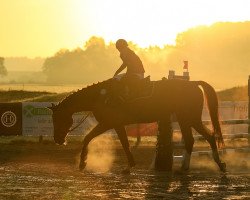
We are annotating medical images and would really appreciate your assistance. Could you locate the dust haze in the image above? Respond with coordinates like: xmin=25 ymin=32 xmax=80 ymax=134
xmin=76 ymin=133 xmax=116 ymax=173
xmin=2 ymin=22 xmax=250 ymax=90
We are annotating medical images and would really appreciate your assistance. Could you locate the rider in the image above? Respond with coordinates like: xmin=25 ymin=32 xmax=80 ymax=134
xmin=113 ymin=39 xmax=145 ymax=100
xmin=114 ymin=39 xmax=145 ymax=80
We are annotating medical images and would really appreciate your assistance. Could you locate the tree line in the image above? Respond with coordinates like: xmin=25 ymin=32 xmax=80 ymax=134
xmin=0 ymin=57 xmax=7 ymax=77
xmin=2 ymin=21 xmax=250 ymax=90
xmin=42 ymin=21 xmax=250 ymax=89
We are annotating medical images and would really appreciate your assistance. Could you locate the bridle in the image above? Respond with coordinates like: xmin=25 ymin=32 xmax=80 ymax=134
xmin=68 ymin=112 xmax=91 ymax=133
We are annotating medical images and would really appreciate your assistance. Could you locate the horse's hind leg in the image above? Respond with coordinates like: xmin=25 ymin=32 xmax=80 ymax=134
xmin=115 ymin=126 xmax=135 ymax=173
xmin=178 ymin=121 xmax=194 ymax=171
xmin=192 ymin=121 xmax=226 ymax=172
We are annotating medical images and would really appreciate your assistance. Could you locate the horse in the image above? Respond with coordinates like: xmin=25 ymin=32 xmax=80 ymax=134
xmin=48 ymin=78 xmax=226 ymax=173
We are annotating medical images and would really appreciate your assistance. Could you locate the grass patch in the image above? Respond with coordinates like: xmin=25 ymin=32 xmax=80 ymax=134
xmin=217 ymin=85 xmax=248 ymax=101
xmin=0 ymin=90 xmax=70 ymax=103
xmin=0 ymin=85 xmax=248 ymax=103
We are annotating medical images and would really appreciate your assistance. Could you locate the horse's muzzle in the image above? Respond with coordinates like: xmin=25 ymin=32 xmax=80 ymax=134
xmin=54 ymin=137 xmax=66 ymax=145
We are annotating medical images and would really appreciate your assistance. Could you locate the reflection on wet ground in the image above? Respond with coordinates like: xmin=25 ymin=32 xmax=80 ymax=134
xmin=0 ymin=164 xmax=249 ymax=200
xmin=0 ymin=140 xmax=249 ymax=200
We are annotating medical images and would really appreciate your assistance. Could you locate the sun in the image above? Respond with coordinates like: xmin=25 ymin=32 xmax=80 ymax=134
xmin=68 ymin=0 xmax=181 ymax=47
xmin=68 ymin=0 xmax=250 ymax=48
xmin=1 ymin=0 xmax=250 ymax=57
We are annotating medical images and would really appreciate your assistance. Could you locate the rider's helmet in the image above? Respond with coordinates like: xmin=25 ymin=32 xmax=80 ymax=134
xmin=116 ymin=39 xmax=128 ymax=49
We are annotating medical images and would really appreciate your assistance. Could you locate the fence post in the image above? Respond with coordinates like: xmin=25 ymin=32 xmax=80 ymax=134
xmin=155 ymin=118 xmax=173 ymax=171
xmin=154 ymin=64 xmax=190 ymax=171
xmin=248 ymin=75 xmax=250 ymax=145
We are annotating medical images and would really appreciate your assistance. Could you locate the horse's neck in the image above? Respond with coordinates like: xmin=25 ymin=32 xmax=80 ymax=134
xmin=58 ymin=100 xmax=78 ymax=115
xmin=58 ymin=79 xmax=113 ymax=114
xmin=59 ymin=86 xmax=99 ymax=113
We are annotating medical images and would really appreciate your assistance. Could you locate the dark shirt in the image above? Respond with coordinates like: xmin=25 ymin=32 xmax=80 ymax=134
xmin=120 ymin=48 xmax=145 ymax=75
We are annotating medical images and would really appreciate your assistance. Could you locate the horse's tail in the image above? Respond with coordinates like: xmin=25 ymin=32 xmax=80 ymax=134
xmin=196 ymin=81 xmax=225 ymax=148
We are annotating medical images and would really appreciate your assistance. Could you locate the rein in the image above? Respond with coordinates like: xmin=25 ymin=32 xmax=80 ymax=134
xmin=68 ymin=112 xmax=91 ymax=133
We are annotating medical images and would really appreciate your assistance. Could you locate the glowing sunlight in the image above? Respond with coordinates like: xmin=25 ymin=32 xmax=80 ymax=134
xmin=76 ymin=0 xmax=250 ymax=47
xmin=0 ymin=0 xmax=250 ymax=57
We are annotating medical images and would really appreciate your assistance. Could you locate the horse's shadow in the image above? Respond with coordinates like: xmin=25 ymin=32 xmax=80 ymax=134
xmin=144 ymin=171 xmax=191 ymax=199
xmin=144 ymin=171 xmax=231 ymax=199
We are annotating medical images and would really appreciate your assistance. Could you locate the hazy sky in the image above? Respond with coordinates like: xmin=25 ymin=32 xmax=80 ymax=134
xmin=0 ymin=0 xmax=250 ymax=57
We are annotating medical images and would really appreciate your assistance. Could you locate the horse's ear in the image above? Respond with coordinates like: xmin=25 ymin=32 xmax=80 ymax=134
xmin=47 ymin=103 xmax=57 ymax=111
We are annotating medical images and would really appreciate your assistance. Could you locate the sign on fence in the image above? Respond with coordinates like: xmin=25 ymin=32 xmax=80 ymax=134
xmin=0 ymin=101 xmax=248 ymax=136
xmin=22 ymin=102 xmax=96 ymax=136
xmin=22 ymin=102 xmax=53 ymax=136
xmin=202 ymin=101 xmax=248 ymax=120
xmin=0 ymin=103 xmax=22 ymax=136
xmin=201 ymin=101 xmax=249 ymax=134
xmin=127 ymin=101 xmax=249 ymax=136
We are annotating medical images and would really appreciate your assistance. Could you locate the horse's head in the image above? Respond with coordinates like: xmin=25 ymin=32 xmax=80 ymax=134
xmin=48 ymin=103 xmax=73 ymax=145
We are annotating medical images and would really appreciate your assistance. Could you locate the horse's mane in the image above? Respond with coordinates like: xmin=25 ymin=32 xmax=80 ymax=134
xmin=57 ymin=78 xmax=113 ymax=108
xmin=56 ymin=77 xmax=167 ymax=109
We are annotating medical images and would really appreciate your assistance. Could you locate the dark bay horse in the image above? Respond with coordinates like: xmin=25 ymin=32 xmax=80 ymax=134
xmin=48 ymin=78 xmax=226 ymax=172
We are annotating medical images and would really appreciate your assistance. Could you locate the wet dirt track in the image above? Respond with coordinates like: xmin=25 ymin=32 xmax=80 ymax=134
xmin=0 ymin=141 xmax=249 ymax=200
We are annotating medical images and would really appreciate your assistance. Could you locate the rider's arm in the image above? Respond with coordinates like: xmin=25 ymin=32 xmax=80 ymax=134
xmin=114 ymin=63 xmax=126 ymax=77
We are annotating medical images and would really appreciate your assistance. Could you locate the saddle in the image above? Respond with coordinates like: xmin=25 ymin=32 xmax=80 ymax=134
xmin=107 ymin=76 xmax=154 ymax=106
xmin=128 ymin=76 xmax=153 ymax=100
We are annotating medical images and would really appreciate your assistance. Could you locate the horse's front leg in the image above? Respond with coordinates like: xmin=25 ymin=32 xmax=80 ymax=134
xmin=79 ymin=124 xmax=108 ymax=171
xmin=115 ymin=126 xmax=135 ymax=174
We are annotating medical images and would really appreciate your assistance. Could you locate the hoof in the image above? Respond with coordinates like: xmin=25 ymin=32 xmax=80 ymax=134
xmin=219 ymin=162 xmax=226 ymax=172
xmin=121 ymin=168 xmax=131 ymax=175
xmin=174 ymin=170 xmax=188 ymax=175
xmin=130 ymin=161 xmax=136 ymax=168
xmin=79 ymin=161 xmax=87 ymax=171
xmin=181 ymin=164 xmax=189 ymax=171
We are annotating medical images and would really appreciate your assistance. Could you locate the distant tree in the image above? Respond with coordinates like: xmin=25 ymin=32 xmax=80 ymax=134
xmin=42 ymin=36 xmax=119 ymax=84
xmin=0 ymin=57 xmax=7 ymax=77
xmin=42 ymin=22 xmax=250 ymax=88
xmin=172 ymin=22 xmax=250 ymax=88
